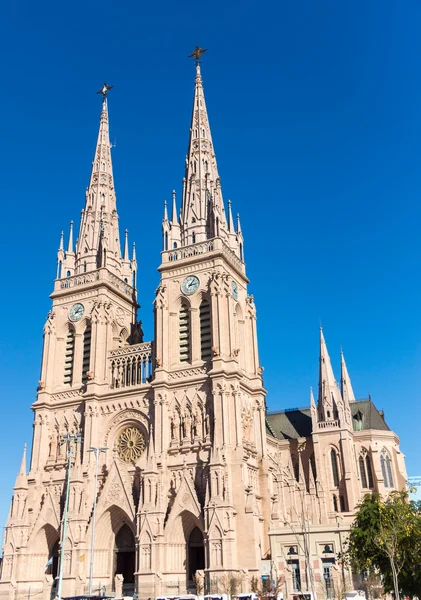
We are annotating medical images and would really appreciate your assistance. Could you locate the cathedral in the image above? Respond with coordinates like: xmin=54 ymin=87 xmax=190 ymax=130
xmin=0 ymin=51 xmax=408 ymax=600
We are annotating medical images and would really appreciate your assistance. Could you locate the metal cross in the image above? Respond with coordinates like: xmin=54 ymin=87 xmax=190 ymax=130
xmin=189 ymin=46 xmax=207 ymax=64
xmin=97 ymin=82 xmax=113 ymax=99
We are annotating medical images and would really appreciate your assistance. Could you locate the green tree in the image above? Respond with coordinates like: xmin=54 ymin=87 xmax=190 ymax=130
xmin=342 ymin=491 xmax=421 ymax=599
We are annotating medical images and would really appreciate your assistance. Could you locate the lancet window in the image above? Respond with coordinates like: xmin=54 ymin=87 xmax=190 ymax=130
xmin=200 ymin=299 xmax=212 ymax=361
xmin=359 ymin=450 xmax=374 ymax=489
xmin=179 ymin=303 xmax=190 ymax=363
xmin=63 ymin=328 xmax=75 ymax=385
xmin=81 ymin=323 xmax=92 ymax=384
xmin=381 ymin=449 xmax=394 ymax=488
xmin=330 ymin=449 xmax=339 ymax=487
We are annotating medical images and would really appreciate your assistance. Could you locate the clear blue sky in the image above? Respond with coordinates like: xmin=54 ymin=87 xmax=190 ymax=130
xmin=0 ymin=0 xmax=420 ymax=531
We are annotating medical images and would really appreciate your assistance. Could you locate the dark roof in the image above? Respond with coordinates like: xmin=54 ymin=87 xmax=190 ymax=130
xmin=265 ymin=399 xmax=390 ymax=440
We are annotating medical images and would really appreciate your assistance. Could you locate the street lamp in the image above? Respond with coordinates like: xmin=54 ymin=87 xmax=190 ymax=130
xmin=57 ymin=433 xmax=82 ymax=600
xmin=88 ymin=447 xmax=108 ymax=596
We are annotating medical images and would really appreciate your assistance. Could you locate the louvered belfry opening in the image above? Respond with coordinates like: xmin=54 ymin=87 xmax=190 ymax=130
xmin=63 ymin=328 xmax=75 ymax=385
xmin=200 ymin=299 xmax=212 ymax=361
xmin=81 ymin=323 xmax=92 ymax=384
xmin=179 ymin=303 xmax=190 ymax=363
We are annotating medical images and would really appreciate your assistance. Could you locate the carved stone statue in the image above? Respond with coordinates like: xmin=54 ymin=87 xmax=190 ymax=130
xmin=184 ymin=411 xmax=192 ymax=440
xmin=194 ymin=569 xmax=205 ymax=595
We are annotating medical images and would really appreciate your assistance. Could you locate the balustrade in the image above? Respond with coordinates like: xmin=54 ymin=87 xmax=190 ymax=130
xmin=109 ymin=342 xmax=153 ymax=388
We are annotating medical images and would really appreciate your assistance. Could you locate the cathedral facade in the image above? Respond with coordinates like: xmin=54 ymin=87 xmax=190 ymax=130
xmin=0 ymin=56 xmax=407 ymax=600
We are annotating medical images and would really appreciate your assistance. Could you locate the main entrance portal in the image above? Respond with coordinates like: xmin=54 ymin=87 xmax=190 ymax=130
xmin=114 ymin=524 xmax=135 ymax=594
xmin=187 ymin=527 xmax=205 ymax=582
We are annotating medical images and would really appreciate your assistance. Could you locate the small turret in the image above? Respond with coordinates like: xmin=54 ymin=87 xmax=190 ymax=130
xmin=341 ymin=350 xmax=356 ymax=404
xmin=62 ymin=221 xmax=75 ymax=277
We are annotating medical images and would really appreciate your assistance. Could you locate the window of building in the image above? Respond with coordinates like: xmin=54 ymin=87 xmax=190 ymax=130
xmin=333 ymin=494 xmax=338 ymax=512
xmin=288 ymin=559 xmax=301 ymax=592
xmin=81 ymin=324 xmax=91 ymax=384
xmin=239 ymin=243 xmax=243 ymax=262
xmin=330 ymin=449 xmax=339 ymax=487
xmin=380 ymin=455 xmax=388 ymax=486
xmin=63 ymin=328 xmax=75 ymax=385
xmin=386 ymin=455 xmax=394 ymax=488
xmin=199 ymin=300 xmax=212 ymax=361
xmin=359 ymin=455 xmax=368 ymax=488
xmin=192 ymin=232 xmax=196 ymax=244
xmin=366 ymin=455 xmax=374 ymax=488
xmin=164 ymin=232 xmax=168 ymax=251
xmin=340 ymin=495 xmax=346 ymax=512
xmin=179 ymin=303 xmax=190 ymax=363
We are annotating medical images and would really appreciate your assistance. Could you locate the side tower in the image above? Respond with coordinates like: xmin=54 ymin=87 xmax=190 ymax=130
xmin=151 ymin=48 xmax=269 ymax=591
xmin=0 ymin=87 xmax=146 ymax=600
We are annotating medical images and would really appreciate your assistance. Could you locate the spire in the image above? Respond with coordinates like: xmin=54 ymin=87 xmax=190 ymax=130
xmin=228 ymin=199 xmax=235 ymax=232
xmin=171 ymin=190 xmax=178 ymax=224
xmin=57 ymin=232 xmax=64 ymax=278
xmin=14 ymin=444 xmax=28 ymax=490
xmin=318 ymin=328 xmax=342 ymax=423
xmin=59 ymin=231 xmax=64 ymax=251
xmin=123 ymin=229 xmax=129 ymax=262
xmin=67 ymin=221 xmax=74 ymax=253
xmin=341 ymin=350 xmax=356 ymax=403
xmin=310 ymin=386 xmax=318 ymax=432
xmin=75 ymin=88 xmax=123 ymax=276
xmin=180 ymin=49 xmax=232 ymax=249
xmin=163 ymin=201 xmax=168 ymax=221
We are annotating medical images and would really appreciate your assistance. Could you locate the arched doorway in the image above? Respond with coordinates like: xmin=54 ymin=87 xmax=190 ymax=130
xmin=187 ymin=527 xmax=205 ymax=583
xmin=114 ymin=524 xmax=135 ymax=594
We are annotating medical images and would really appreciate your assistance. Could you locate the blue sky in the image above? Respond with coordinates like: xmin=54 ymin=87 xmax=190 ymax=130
xmin=0 ymin=0 xmax=420 ymax=530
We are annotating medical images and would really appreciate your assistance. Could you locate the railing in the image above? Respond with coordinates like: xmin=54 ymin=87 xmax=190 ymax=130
xmin=318 ymin=419 xmax=340 ymax=429
xmin=109 ymin=341 xmax=153 ymax=388
xmin=55 ymin=267 xmax=134 ymax=298
xmin=161 ymin=237 xmax=245 ymax=273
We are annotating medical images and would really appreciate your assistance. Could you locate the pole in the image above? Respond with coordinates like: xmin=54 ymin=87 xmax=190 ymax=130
xmin=88 ymin=447 xmax=107 ymax=596
xmin=57 ymin=434 xmax=80 ymax=600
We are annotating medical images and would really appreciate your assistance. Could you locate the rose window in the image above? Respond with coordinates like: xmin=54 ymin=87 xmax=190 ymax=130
xmin=117 ymin=427 xmax=145 ymax=462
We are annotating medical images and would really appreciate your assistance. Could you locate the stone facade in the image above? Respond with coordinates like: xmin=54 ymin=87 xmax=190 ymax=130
xmin=0 ymin=60 xmax=407 ymax=600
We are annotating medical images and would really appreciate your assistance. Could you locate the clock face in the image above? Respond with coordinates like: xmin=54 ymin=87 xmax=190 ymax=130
xmin=181 ymin=275 xmax=200 ymax=296
xmin=232 ymin=280 xmax=238 ymax=301
xmin=69 ymin=303 xmax=85 ymax=322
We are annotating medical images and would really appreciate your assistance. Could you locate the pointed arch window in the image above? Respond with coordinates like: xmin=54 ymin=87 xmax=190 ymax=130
xmin=330 ymin=449 xmax=339 ymax=487
xmin=386 ymin=455 xmax=394 ymax=488
xmin=63 ymin=328 xmax=75 ymax=385
xmin=333 ymin=494 xmax=338 ymax=512
xmin=200 ymin=299 xmax=212 ymax=361
xmin=340 ymin=495 xmax=346 ymax=512
xmin=239 ymin=243 xmax=243 ymax=262
xmin=164 ymin=232 xmax=168 ymax=251
xmin=179 ymin=303 xmax=190 ymax=363
xmin=359 ymin=455 xmax=368 ymax=488
xmin=366 ymin=455 xmax=374 ymax=488
xmin=192 ymin=232 xmax=196 ymax=244
xmin=81 ymin=323 xmax=92 ymax=384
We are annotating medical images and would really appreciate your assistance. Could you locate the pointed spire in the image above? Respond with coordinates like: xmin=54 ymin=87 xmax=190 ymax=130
xmin=59 ymin=231 xmax=64 ymax=251
xmin=14 ymin=445 xmax=28 ymax=490
xmin=318 ymin=328 xmax=342 ymax=423
xmin=341 ymin=350 xmax=356 ymax=403
xmin=237 ymin=213 xmax=242 ymax=233
xmin=67 ymin=221 xmax=74 ymax=253
xmin=180 ymin=50 xmax=231 ymax=248
xmin=171 ymin=190 xmax=178 ymax=224
xmin=228 ymin=200 xmax=235 ymax=232
xmin=163 ymin=200 xmax=168 ymax=221
xmin=75 ymin=90 xmax=123 ymax=276
xmin=123 ymin=229 xmax=129 ymax=261
xmin=132 ymin=242 xmax=137 ymax=261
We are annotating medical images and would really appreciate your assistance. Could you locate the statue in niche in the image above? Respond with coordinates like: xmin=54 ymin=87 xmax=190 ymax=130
xmin=194 ymin=408 xmax=202 ymax=438
xmin=172 ymin=411 xmax=180 ymax=442
xmin=184 ymin=411 xmax=192 ymax=439
xmin=205 ymin=413 xmax=210 ymax=436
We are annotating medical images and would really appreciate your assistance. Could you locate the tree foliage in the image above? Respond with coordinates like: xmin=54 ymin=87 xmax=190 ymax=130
xmin=342 ymin=490 xmax=421 ymax=599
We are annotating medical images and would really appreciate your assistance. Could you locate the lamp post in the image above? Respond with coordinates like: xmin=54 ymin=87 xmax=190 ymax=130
xmin=88 ymin=447 xmax=108 ymax=596
xmin=57 ymin=433 xmax=82 ymax=600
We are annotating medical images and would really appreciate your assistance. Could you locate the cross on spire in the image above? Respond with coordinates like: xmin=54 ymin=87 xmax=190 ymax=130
xmin=189 ymin=45 xmax=207 ymax=65
xmin=97 ymin=82 xmax=113 ymax=100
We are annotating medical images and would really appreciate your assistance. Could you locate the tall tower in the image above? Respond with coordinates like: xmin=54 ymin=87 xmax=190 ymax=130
xmin=152 ymin=47 xmax=269 ymax=589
